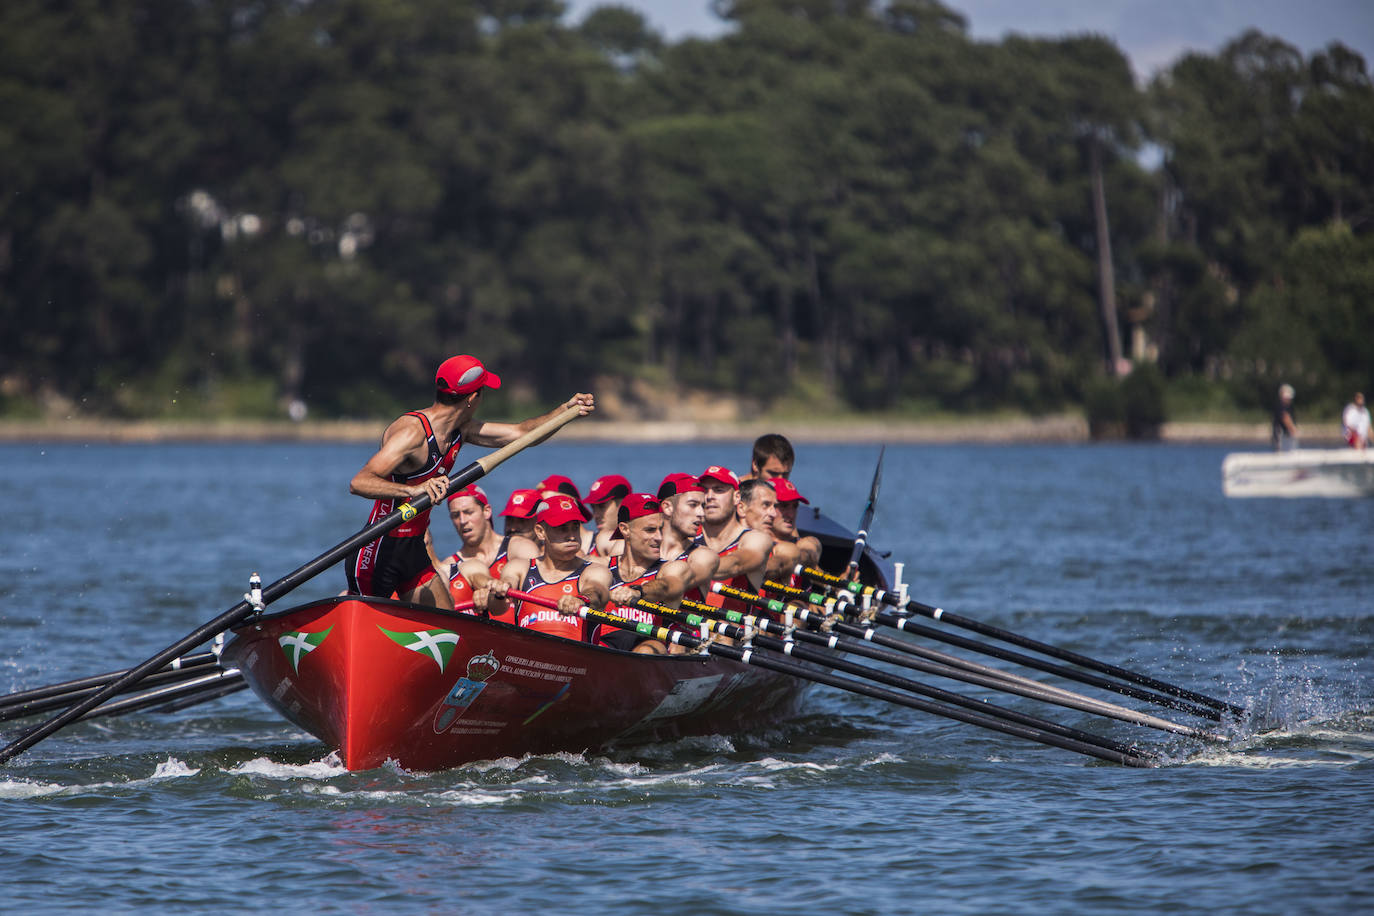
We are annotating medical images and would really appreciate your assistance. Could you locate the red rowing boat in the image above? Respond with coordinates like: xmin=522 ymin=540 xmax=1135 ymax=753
xmin=221 ymin=596 xmax=809 ymax=771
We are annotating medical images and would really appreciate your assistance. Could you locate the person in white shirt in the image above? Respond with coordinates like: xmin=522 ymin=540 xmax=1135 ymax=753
xmin=1342 ymin=392 xmax=1370 ymax=450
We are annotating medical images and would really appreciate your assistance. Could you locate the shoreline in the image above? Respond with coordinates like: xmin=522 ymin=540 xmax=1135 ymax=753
xmin=0 ymin=416 xmax=1337 ymax=446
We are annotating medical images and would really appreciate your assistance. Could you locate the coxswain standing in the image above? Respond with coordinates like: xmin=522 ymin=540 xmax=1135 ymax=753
xmin=345 ymin=353 xmax=593 ymax=607
xmin=696 ymin=466 xmax=775 ymax=616
xmin=585 ymin=473 xmax=632 ymax=558
xmin=470 ymin=494 xmax=612 ymax=641
xmin=593 ymin=494 xmax=692 ymax=654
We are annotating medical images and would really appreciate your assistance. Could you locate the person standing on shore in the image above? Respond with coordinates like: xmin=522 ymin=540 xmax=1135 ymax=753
xmin=1272 ymin=384 xmax=1299 ymax=452
xmin=1342 ymin=392 xmax=1370 ymax=450
xmin=345 ymin=354 xmax=594 ymax=606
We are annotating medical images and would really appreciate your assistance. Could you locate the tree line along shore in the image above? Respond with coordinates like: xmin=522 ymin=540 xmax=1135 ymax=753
xmin=2 ymin=1 xmax=1370 ymax=431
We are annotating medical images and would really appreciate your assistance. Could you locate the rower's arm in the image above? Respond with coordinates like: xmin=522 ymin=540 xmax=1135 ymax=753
xmin=575 ymin=563 xmax=613 ymax=613
xmin=349 ymin=415 xmax=435 ymax=501
xmin=713 ymin=530 xmax=774 ymax=580
xmin=465 ymin=394 xmax=596 ymax=448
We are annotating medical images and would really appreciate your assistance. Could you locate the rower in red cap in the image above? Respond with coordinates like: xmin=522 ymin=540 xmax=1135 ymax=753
xmin=768 ymin=478 xmax=821 ymax=568
xmin=656 ymin=473 xmax=719 ymax=603
xmin=696 ymin=465 xmax=775 ymax=619
xmin=472 ymin=493 xmax=612 ymax=641
xmin=440 ymin=484 xmax=539 ymax=625
xmin=585 ymin=473 xmax=632 ymax=558
xmin=592 ymin=494 xmax=692 ymax=654
xmin=345 ymin=354 xmax=593 ymax=607
xmin=536 ymin=473 xmax=595 ymax=555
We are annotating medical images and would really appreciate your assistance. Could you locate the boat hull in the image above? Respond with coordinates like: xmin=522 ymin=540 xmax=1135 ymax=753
xmin=1222 ymin=449 xmax=1374 ymax=498
xmin=223 ymin=597 xmax=808 ymax=771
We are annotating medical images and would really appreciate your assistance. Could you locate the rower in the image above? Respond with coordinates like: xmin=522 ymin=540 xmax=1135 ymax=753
xmin=593 ymin=493 xmax=691 ymax=654
xmin=536 ymin=474 xmax=595 ymax=554
xmin=656 ymin=473 xmax=719 ymax=601
xmin=697 ymin=466 xmax=775 ymax=615
xmin=743 ymin=433 xmax=795 ymax=482
xmin=443 ymin=485 xmax=537 ymax=624
xmin=585 ymin=473 xmax=632 ymax=559
xmin=768 ymin=478 xmax=822 ymax=571
xmin=345 ymin=353 xmax=593 ymax=607
xmin=487 ymin=494 xmax=611 ymax=641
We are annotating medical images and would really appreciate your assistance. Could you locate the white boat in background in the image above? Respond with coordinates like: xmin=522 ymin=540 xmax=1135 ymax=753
xmin=1222 ymin=449 xmax=1374 ymax=498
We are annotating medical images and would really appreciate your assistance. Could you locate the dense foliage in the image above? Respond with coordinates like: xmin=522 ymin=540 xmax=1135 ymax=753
xmin=2 ymin=0 xmax=1370 ymax=421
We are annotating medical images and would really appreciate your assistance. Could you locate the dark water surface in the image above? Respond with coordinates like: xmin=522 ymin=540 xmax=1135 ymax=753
xmin=1 ymin=441 xmax=1370 ymax=914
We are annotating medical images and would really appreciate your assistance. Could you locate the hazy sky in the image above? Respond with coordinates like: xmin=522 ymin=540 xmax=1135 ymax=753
xmin=560 ymin=0 xmax=1374 ymax=78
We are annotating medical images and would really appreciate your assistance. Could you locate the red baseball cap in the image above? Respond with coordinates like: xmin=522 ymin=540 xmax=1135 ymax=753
xmin=537 ymin=474 xmax=592 ymax=521
xmin=536 ymin=494 xmax=588 ymax=527
xmin=770 ymin=478 xmax=809 ymax=504
xmin=610 ymin=493 xmax=662 ymax=539
xmin=500 ymin=488 xmax=542 ymax=518
xmin=447 ymin=484 xmax=489 ymax=507
xmin=656 ymin=473 xmax=703 ymax=500
xmin=698 ymin=465 xmax=740 ymax=490
xmin=587 ymin=474 xmax=632 ymax=505
xmin=436 ymin=355 xmax=502 ymax=396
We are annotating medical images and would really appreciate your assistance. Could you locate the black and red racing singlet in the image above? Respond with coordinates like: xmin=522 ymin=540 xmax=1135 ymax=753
xmin=703 ymin=529 xmax=761 ymax=613
xmin=591 ymin=556 xmax=665 ymax=645
xmin=515 ymin=560 xmax=590 ymax=641
xmin=448 ymin=535 xmax=518 ymax=624
xmin=365 ymin=412 xmax=463 ymax=538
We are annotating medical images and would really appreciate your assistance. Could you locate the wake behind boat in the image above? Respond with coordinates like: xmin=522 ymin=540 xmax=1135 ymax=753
xmin=1221 ymin=449 xmax=1374 ymax=498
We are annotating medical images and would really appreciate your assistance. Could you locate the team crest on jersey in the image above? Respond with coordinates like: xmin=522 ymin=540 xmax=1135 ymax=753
xmin=434 ymin=652 xmax=501 ymax=733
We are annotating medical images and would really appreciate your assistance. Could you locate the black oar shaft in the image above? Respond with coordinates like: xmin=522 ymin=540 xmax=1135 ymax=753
xmin=0 ymin=663 xmax=224 ymax=723
xmin=762 ymin=580 xmax=1224 ymax=720
xmin=651 ymin=600 xmax=1156 ymax=758
xmin=795 ymin=570 xmax=1243 ymax=718
xmin=0 ymin=653 xmax=218 ymax=711
xmin=846 ymin=446 xmax=884 ymax=575
xmin=507 ymin=593 xmax=1155 ymax=767
xmin=0 ymin=407 xmax=581 ymax=766
xmin=698 ymin=592 xmax=1211 ymax=739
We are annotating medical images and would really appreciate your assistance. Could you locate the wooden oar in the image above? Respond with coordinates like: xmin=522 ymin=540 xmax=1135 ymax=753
xmin=845 ymin=446 xmax=884 ymax=579
xmin=505 ymin=590 xmax=1156 ymax=767
xmin=703 ymin=586 xmax=1222 ymax=740
xmin=797 ymin=567 xmax=1246 ymax=718
xmin=765 ymin=578 xmax=1225 ymax=720
xmin=633 ymin=595 xmax=1166 ymax=756
xmin=0 ymin=406 xmax=583 ymax=766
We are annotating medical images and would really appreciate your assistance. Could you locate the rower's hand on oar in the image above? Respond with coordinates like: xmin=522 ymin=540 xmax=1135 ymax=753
xmin=411 ymin=476 xmax=450 ymax=506
xmin=565 ymin=393 xmax=596 ymax=416
xmin=557 ymin=594 xmax=585 ymax=617
xmin=609 ymin=585 xmax=642 ymax=607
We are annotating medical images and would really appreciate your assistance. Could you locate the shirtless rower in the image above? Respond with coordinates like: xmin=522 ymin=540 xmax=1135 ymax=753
xmin=697 ymin=466 xmax=775 ymax=615
xmin=469 ymin=493 xmax=612 ymax=642
xmin=594 ymin=494 xmax=692 ymax=654
xmin=585 ymin=473 xmax=632 ymax=559
xmin=346 ymin=353 xmax=594 ymax=607
xmin=441 ymin=484 xmax=538 ymax=623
